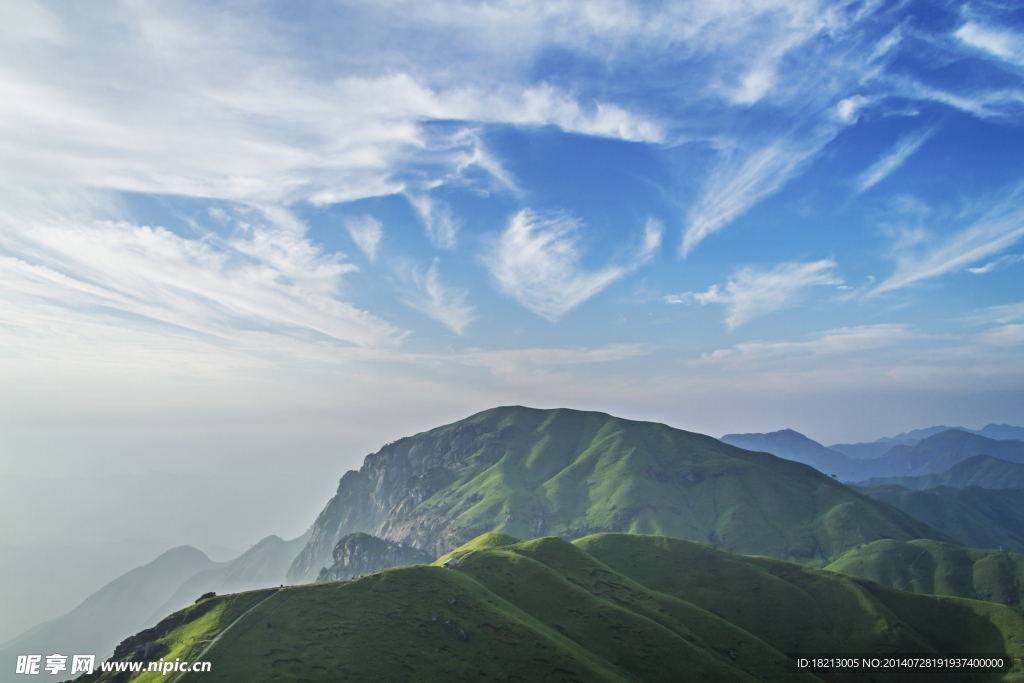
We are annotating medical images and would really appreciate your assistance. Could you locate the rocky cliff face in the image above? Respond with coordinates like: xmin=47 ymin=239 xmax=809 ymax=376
xmin=315 ymin=533 xmax=435 ymax=582
xmin=287 ymin=419 xmax=514 ymax=583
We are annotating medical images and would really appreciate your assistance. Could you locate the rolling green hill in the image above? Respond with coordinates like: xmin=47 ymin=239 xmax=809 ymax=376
xmin=289 ymin=406 xmax=951 ymax=582
xmin=78 ymin=534 xmax=1024 ymax=683
xmin=826 ymin=539 xmax=1024 ymax=608
xmin=857 ymin=485 xmax=1024 ymax=554
xmin=856 ymin=455 xmax=1024 ymax=490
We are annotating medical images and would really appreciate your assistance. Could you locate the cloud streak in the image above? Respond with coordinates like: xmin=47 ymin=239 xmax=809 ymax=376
xmin=485 ymin=210 xmax=661 ymax=322
xmin=872 ymin=193 xmax=1024 ymax=295
xmin=397 ymin=259 xmax=476 ymax=334
xmin=856 ymin=127 xmax=936 ymax=193
xmin=0 ymin=202 xmax=402 ymax=363
xmin=667 ymin=259 xmax=842 ymax=329
xmin=693 ymin=324 xmax=918 ymax=365
xmin=344 ymin=216 xmax=383 ymax=263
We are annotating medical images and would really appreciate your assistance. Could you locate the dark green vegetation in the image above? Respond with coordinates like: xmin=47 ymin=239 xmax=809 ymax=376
xmin=826 ymin=539 xmax=1024 ymax=609
xmin=289 ymin=406 xmax=951 ymax=582
xmin=857 ymin=484 xmax=1024 ymax=554
xmin=316 ymin=532 xmax=435 ymax=582
xmin=82 ymin=534 xmax=1024 ymax=683
xmin=857 ymin=455 xmax=1024 ymax=490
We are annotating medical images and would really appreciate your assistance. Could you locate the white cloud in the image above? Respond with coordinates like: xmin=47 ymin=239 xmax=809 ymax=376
xmin=979 ymin=324 xmax=1024 ymax=347
xmin=407 ymin=195 xmax=459 ymax=249
xmin=456 ymin=343 xmax=652 ymax=380
xmin=872 ymin=194 xmax=1024 ymax=295
xmin=397 ymin=259 xmax=476 ymax=335
xmin=693 ymin=324 xmax=917 ymax=365
xmin=835 ymin=95 xmax=872 ymax=124
xmin=856 ymin=127 xmax=936 ymax=193
xmin=484 ymin=210 xmax=659 ymax=322
xmin=681 ymin=138 xmax=829 ymax=257
xmin=343 ymin=215 xmax=383 ymax=263
xmin=956 ymin=21 xmax=1024 ymax=67
xmin=668 ymin=259 xmax=843 ymax=329
xmin=966 ymin=253 xmax=1023 ymax=274
xmin=0 ymin=202 xmax=401 ymax=366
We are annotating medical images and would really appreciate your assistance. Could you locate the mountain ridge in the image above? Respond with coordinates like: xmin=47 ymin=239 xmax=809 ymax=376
xmin=288 ymin=406 xmax=952 ymax=583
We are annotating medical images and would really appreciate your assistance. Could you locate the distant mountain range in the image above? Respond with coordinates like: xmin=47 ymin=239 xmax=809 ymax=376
xmin=288 ymin=406 xmax=949 ymax=583
xmin=0 ymin=533 xmax=306 ymax=683
xmin=0 ymin=546 xmax=215 ymax=673
xmin=829 ymin=423 xmax=1024 ymax=459
xmin=856 ymin=454 xmax=1024 ymax=489
xmin=721 ymin=426 xmax=1024 ymax=482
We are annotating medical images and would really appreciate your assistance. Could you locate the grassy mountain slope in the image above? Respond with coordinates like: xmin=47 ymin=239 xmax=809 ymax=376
xmin=871 ymin=430 xmax=1024 ymax=478
xmin=826 ymin=539 xmax=1024 ymax=608
xmin=857 ymin=484 xmax=1024 ymax=554
xmin=719 ymin=429 xmax=859 ymax=479
xmin=0 ymin=546 xmax=215 ymax=681
xmin=290 ymin=406 xmax=951 ymax=582
xmin=856 ymin=455 xmax=1024 ymax=490
xmin=81 ymin=534 xmax=1024 ymax=683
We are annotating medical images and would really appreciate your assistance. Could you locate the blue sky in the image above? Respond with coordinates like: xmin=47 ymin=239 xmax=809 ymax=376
xmin=1 ymin=0 xmax=1023 ymax=547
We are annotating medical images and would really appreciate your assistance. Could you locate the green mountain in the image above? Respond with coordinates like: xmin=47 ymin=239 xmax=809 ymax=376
xmin=856 ymin=455 xmax=1024 ymax=490
xmin=0 ymin=546 xmax=215 ymax=677
xmin=719 ymin=429 xmax=860 ymax=480
xmin=826 ymin=539 xmax=1024 ymax=609
xmin=78 ymin=534 xmax=1024 ymax=683
xmin=856 ymin=484 xmax=1024 ymax=554
xmin=288 ymin=406 xmax=951 ymax=583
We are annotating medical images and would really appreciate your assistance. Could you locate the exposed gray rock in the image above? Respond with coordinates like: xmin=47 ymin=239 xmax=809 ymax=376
xmin=288 ymin=422 xmax=514 ymax=583
xmin=314 ymin=533 xmax=434 ymax=583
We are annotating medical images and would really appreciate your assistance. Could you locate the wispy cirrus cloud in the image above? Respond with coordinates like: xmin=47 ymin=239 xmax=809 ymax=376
xmin=666 ymin=259 xmax=843 ymax=329
xmin=956 ymin=20 xmax=1024 ymax=67
xmin=856 ymin=127 xmax=936 ymax=193
xmin=484 ymin=210 xmax=661 ymax=322
xmin=681 ymin=138 xmax=829 ymax=257
xmin=0 ymin=202 xmax=402 ymax=364
xmin=455 ymin=343 xmax=652 ymax=381
xmin=343 ymin=215 xmax=383 ymax=263
xmin=871 ymin=192 xmax=1024 ymax=295
xmin=396 ymin=258 xmax=476 ymax=335
xmin=407 ymin=195 xmax=459 ymax=249
xmin=693 ymin=324 xmax=918 ymax=365
xmin=966 ymin=253 xmax=1023 ymax=274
